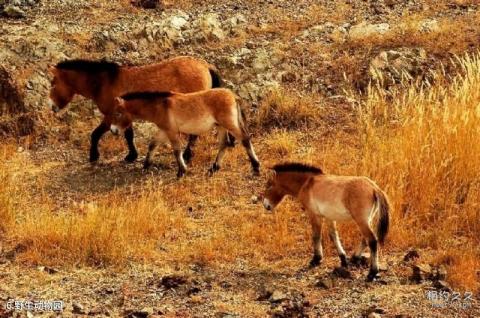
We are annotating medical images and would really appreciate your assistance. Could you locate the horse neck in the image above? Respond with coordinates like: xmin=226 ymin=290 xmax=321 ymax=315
xmin=278 ymin=172 xmax=315 ymax=197
xmin=65 ymin=71 xmax=114 ymax=102
xmin=125 ymin=100 xmax=162 ymax=121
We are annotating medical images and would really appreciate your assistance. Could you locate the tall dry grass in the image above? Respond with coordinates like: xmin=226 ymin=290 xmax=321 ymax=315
xmin=353 ymin=53 xmax=480 ymax=291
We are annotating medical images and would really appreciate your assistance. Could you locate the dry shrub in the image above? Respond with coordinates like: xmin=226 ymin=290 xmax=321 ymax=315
xmin=254 ymin=88 xmax=320 ymax=130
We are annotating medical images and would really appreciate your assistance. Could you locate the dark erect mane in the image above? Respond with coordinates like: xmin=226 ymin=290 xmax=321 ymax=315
xmin=273 ymin=162 xmax=323 ymax=174
xmin=121 ymin=91 xmax=174 ymax=101
xmin=56 ymin=59 xmax=120 ymax=80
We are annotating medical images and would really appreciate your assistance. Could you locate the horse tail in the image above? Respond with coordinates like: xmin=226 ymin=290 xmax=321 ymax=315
xmin=209 ymin=67 xmax=223 ymax=88
xmin=236 ymin=102 xmax=249 ymax=137
xmin=374 ymin=188 xmax=390 ymax=245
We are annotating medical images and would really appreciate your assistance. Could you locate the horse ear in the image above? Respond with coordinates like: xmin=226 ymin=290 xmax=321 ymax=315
xmin=114 ymin=97 xmax=125 ymax=107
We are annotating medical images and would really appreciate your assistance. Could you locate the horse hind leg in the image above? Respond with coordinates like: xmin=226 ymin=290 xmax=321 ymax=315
xmin=328 ymin=220 xmax=348 ymax=268
xmin=351 ymin=239 xmax=367 ymax=267
xmin=356 ymin=218 xmax=379 ymax=281
xmin=183 ymin=135 xmax=198 ymax=164
xmin=208 ymin=128 xmax=229 ymax=175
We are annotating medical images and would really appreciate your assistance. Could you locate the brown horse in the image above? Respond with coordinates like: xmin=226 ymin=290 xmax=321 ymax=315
xmin=49 ymin=56 xmax=224 ymax=163
xmin=112 ymin=89 xmax=260 ymax=178
xmin=261 ymin=163 xmax=390 ymax=281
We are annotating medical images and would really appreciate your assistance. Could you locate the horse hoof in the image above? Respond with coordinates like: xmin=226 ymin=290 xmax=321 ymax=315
xmin=89 ymin=154 xmax=100 ymax=162
xmin=308 ymin=255 xmax=322 ymax=268
xmin=366 ymin=270 xmax=379 ymax=282
xmin=125 ymin=152 xmax=138 ymax=163
xmin=340 ymin=255 xmax=348 ymax=268
xmin=177 ymin=170 xmax=186 ymax=178
xmin=143 ymin=161 xmax=152 ymax=170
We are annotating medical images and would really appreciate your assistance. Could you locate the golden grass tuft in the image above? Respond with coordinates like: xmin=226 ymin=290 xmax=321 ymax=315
xmin=254 ymin=88 xmax=320 ymax=130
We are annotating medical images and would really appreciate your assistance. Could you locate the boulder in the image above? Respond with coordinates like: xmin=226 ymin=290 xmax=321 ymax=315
xmin=369 ymin=48 xmax=429 ymax=87
xmin=349 ymin=22 xmax=390 ymax=40
xmin=0 ymin=65 xmax=35 ymax=137
xmin=197 ymin=13 xmax=225 ymax=41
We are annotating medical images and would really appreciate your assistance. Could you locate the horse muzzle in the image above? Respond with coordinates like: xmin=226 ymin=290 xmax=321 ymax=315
xmin=263 ymin=198 xmax=273 ymax=212
xmin=49 ymin=100 xmax=60 ymax=113
xmin=110 ymin=125 xmax=121 ymax=136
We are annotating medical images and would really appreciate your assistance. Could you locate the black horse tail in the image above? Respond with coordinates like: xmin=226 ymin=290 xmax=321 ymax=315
xmin=374 ymin=188 xmax=390 ymax=245
xmin=209 ymin=67 xmax=223 ymax=88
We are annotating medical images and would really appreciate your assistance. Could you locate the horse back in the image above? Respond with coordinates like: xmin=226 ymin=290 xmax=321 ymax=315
xmin=117 ymin=57 xmax=213 ymax=96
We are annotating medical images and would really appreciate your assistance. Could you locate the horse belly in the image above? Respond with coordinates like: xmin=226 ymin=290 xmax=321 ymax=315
xmin=313 ymin=200 xmax=352 ymax=222
xmin=178 ymin=116 xmax=216 ymax=135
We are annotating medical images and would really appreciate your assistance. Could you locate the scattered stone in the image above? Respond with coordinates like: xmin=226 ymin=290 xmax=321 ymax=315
xmin=349 ymin=22 xmax=390 ymax=40
xmin=403 ymin=250 xmax=420 ymax=262
xmin=368 ymin=313 xmax=381 ymax=318
xmin=333 ymin=266 xmax=352 ymax=279
xmin=316 ymin=277 xmax=336 ymax=289
xmin=419 ymin=19 xmax=439 ymax=33
xmin=432 ymin=280 xmax=451 ymax=292
xmin=37 ymin=266 xmax=59 ymax=274
xmin=72 ymin=302 xmax=85 ymax=314
xmin=131 ymin=0 xmax=163 ymax=9
xmin=269 ymin=290 xmax=288 ymax=303
xmin=125 ymin=308 xmax=154 ymax=318
xmin=432 ymin=265 xmax=447 ymax=281
xmin=257 ymin=286 xmax=274 ymax=301
xmin=3 ymin=5 xmax=25 ymax=18
xmin=369 ymin=48 xmax=429 ymax=87
xmin=410 ymin=264 xmax=432 ymax=283
xmin=250 ymin=195 xmax=259 ymax=204
xmin=160 ymin=274 xmax=187 ymax=289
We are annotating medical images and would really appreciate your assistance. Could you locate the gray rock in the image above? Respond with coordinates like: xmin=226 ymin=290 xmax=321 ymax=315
xmin=349 ymin=22 xmax=390 ymax=40
xmin=269 ymin=290 xmax=288 ymax=303
xmin=72 ymin=302 xmax=85 ymax=314
xmin=3 ymin=5 xmax=26 ymax=18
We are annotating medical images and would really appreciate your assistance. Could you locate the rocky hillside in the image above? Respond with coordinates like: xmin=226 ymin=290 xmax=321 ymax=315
xmin=1 ymin=1 xmax=479 ymax=317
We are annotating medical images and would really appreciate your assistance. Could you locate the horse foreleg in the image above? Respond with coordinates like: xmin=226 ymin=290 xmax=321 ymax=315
xmin=328 ymin=221 xmax=348 ymax=267
xmin=308 ymin=212 xmax=323 ymax=268
xmin=183 ymin=135 xmax=198 ymax=164
xmin=144 ymin=130 xmax=167 ymax=169
xmin=90 ymin=120 xmax=110 ymax=162
xmin=208 ymin=129 xmax=229 ymax=175
xmin=124 ymin=125 xmax=138 ymax=163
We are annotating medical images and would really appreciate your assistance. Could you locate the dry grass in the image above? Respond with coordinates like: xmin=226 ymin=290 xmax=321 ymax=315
xmin=1 ymin=49 xmax=480 ymax=292
xmin=351 ymin=52 xmax=480 ymax=291
xmin=253 ymin=88 xmax=320 ymax=130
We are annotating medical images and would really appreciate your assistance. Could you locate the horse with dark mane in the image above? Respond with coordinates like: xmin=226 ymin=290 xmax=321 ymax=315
xmin=49 ymin=56 xmax=223 ymax=163
xmin=261 ymin=162 xmax=390 ymax=281
xmin=111 ymin=89 xmax=260 ymax=178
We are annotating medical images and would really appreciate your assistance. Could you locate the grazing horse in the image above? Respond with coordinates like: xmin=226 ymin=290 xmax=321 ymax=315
xmin=111 ymin=89 xmax=260 ymax=178
xmin=49 ymin=56 xmax=223 ymax=163
xmin=261 ymin=163 xmax=390 ymax=281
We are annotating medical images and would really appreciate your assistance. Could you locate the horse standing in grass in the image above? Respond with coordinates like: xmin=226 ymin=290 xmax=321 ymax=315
xmin=111 ymin=89 xmax=260 ymax=178
xmin=261 ymin=163 xmax=390 ymax=281
xmin=49 ymin=56 xmax=224 ymax=163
